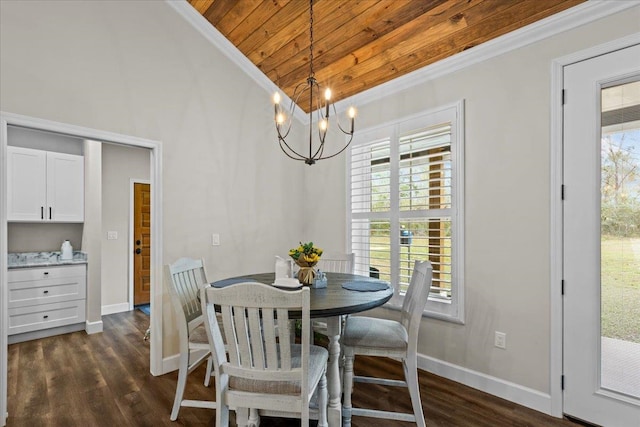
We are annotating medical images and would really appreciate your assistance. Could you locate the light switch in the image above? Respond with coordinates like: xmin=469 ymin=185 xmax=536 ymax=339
xmin=107 ymin=231 xmax=118 ymax=240
xmin=212 ymin=233 xmax=220 ymax=246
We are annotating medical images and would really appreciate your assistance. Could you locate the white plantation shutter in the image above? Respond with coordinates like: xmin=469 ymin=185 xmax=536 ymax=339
xmin=350 ymin=139 xmax=392 ymax=280
xmin=348 ymin=103 xmax=464 ymax=322
xmin=398 ymin=126 xmax=452 ymax=299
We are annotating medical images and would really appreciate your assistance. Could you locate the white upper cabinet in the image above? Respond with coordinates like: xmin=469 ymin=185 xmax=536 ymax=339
xmin=7 ymin=146 xmax=84 ymax=222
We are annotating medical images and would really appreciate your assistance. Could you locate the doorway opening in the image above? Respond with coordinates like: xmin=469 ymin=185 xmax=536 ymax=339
xmin=0 ymin=112 xmax=164 ymax=427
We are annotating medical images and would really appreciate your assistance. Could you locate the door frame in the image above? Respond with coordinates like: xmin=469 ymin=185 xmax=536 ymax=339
xmin=550 ymin=33 xmax=640 ymax=418
xmin=129 ymin=179 xmax=151 ymax=311
xmin=0 ymin=111 xmax=164 ymax=426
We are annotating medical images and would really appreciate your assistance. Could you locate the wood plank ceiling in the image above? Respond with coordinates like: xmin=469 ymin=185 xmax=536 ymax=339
xmin=189 ymin=0 xmax=585 ymax=113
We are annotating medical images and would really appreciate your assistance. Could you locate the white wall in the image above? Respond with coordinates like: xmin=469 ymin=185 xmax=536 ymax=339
xmin=304 ymin=6 xmax=640 ymax=396
xmin=101 ymin=143 xmax=150 ymax=309
xmin=0 ymin=0 xmax=306 ymax=356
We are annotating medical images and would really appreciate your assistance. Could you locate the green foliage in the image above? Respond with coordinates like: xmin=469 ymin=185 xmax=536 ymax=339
xmin=601 ymin=237 xmax=640 ymax=343
xmin=601 ymin=200 xmax=640 ymax=237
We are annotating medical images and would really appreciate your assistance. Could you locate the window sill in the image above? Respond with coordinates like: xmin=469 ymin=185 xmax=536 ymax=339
xmin=383 ymin=301 xmax=465 ymax=325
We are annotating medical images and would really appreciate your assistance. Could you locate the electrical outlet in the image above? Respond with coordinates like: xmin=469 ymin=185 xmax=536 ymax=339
xmin=107 ymin=231 xmax=118 ymax=240
xmin=212 ymin=233 xmax=220 ymax=246
xmin=495 ymin=331 xmax=506 ymax=349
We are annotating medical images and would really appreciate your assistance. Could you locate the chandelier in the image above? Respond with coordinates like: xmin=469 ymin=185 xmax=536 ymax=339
xmin=272 ymin=0 xmax=356 ymax=165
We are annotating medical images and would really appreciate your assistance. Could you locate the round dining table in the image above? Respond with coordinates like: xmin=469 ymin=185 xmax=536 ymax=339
xmin=219 ymin=271 xmax=393 ymax=427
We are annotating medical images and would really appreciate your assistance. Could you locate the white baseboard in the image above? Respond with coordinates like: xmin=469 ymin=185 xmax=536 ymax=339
xmin=417 ymin=353 xmax=553 ymax=416
xmin=162 ymin=353 xmax=180 ymax=375
xmin=102 ymin=302 xmax=131 ymax=316
xmin=85 ymin=319 xmax=103 ymax=335
xmin=161 ymin=345 xmax=552 ymax=416
xmin=161 ymin=349 xmax=208 ymax=376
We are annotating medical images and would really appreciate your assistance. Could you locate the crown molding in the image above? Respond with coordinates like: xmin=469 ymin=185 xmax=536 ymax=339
xmin=167 ymin=0 xmax=638 ymax=121
xmin=165 ymin=0 xmax=308 ymax=123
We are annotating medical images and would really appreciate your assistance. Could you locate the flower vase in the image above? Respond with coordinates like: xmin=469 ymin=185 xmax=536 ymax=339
xmin=297 ymin=266 xmax=317 ymax=286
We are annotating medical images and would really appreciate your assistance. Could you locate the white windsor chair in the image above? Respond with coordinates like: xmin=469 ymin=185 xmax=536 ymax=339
xmin=201 ymin=281 xmax=328 ymax=427
xmin=165 ymin=257 xmax=216 ymax=421
xmin=341 ymin=260 xmax=433 ymax=427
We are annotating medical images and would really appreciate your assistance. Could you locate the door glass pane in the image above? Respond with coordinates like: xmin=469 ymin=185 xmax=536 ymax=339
xmin=600 ymin=79 xmax=640 ymax=398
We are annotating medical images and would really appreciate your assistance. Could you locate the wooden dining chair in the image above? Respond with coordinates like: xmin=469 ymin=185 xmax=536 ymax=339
xmin=341 ymin=260 xmax=433 ymax=427
xmin=312 ymin=253 xmax=355 ymax=339
xmin=201 ymin=281 xmax=329 ymax=427
xmin=165 ymin=257 xmax=216 ymax=421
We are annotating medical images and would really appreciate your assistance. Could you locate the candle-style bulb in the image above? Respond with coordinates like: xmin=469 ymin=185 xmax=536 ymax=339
xmin=348 ymin=107 xmax=356 ymax=118
xmin=276 ymin=112 xmax=285 ymax=125
xmin=319 ymin=119 xmax=328 ymax=131
xmin=324 ymin=88 xmax=332 ymax=101
xmin=273 ymin=92 xmax=281 ymax=105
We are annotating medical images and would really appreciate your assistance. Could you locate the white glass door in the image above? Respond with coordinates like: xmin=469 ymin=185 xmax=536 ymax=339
xmin=563 ymin=43 xmax=640 ymax=426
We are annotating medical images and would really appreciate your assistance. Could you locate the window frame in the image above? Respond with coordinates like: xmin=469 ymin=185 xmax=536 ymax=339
xmin=347 ymin=101 xmax=465 ymax=323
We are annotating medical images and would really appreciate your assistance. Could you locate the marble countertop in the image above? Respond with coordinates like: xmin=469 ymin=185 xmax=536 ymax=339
xmin=8 ymin=251 xmax=88 ymax=269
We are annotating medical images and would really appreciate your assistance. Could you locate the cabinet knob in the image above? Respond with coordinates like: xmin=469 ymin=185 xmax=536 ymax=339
xmin=136 ymin=240 xmax=141 ymax=246
xmin=135 ymin=248 xmax=142 ymax=255
xmin=43 ymin=272 xmax=49 ymax=275
xmin=43 ymin=290 xmax=49 ymax=294
xmin=43 ymin=315 xmax=49 ymax=319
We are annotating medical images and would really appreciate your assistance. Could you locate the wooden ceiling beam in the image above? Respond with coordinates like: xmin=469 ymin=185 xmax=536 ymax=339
xmin=213 ymin=0 xmax=264 ymax=36
xmin=187 ymin=0 xmax=587 ymax=114
xmin=321 ymin=0 xmax=583 ymax=108
xmin=232 ymin=0 xmax=300 ymax=55
xmin=226 ymin=0 xmax=293 ymax=48
xmin=263 ymin=0 xmax=450 ymax=85
xmin=242 ymin=0 xmax=320 ymax=65
xmin=188 ymin=0 xmax=215 ymax=15
xmin=200 ymin=0 xmax=237 ymax=26
xmin=279 ymin=0 xmax=489 ymax=108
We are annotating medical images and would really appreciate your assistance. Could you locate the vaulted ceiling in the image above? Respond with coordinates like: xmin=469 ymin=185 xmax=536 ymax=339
xmin=189 ymin=0 xmax=585 ymax=112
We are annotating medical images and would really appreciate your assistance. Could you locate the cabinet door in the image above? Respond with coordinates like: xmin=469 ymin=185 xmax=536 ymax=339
xmin=46 ymin=152 xmax=84 ymax=222
xmin=7 ymin=146 xmax=47 ymax=221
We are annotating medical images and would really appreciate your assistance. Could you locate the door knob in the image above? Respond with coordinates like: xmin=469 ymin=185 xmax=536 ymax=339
xmin=136 ymin=248 xmax=141 ymax=254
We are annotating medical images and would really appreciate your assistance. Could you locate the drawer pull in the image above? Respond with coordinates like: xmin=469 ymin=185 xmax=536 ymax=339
xmin=43 ymin=290 xmax=49 ymax=294
xmin=43 ymin=315 xmax=49 ymax=319
xmin=43 ymin=272 xmax=49 ymax=275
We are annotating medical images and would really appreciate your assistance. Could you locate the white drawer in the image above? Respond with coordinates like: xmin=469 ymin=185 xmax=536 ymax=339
xmin=8 ymin=264 xmax=86 ymax=282
xmin=8 ymin=299 xmax=86 ymax=335
xmin=8 ymin=276 xmax=86 ymax=308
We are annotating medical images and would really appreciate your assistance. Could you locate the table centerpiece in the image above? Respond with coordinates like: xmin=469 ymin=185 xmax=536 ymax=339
xmin=289 ymin=241 xmax=323 ymax=285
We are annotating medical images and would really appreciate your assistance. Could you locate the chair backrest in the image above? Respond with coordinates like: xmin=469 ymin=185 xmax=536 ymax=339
xmin=165 ymin=258 xmax=209 ymax=337
xmin=201 ymin=282 xmax=312 ymax=407
xmin=316 ymin=252 xmax=355 ymax=274
xmin=400 ymin=261 xmax=433 ymax=348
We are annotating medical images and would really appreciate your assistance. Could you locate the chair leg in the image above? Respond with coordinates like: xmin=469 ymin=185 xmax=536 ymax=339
xmin=170 ymin=352 xmax=189 ymax=421
xmin=248 ymin=408 xmax=260 ymax=427
xmin=204 ymin=355 xmax=213 ymax=387
xmin=217 ymin=377 xmax=230 ymax=427
xmin=404 ymin=356 xmax=426 ymax=427
xmin=317 ymin=373 xmax=328 ymax=427
xmin=236 ymin=407 xmax=249 ymax=427
xmin=342 ymin=350 xmax=355 ymax=427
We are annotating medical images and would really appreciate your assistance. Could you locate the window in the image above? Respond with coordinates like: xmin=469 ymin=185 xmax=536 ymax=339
xmin=349 ymin=102 xmax=464 ymax=322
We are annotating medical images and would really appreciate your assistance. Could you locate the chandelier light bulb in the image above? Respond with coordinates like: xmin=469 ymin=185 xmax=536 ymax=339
xmin=273 ymin=92 xmax=281 ymax=105
xmin=319 ymin=119 xmax=328 ymax=131
xmin=276 ymin=112 xmax=286 ymax=125
xmin=324 ymin=88 xmax=332 ymax=101
xmin=348 ymin=107 xmax=356 ymax=118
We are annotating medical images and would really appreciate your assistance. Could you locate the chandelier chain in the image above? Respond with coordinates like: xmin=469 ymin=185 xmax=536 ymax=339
xmin=309 ymin=0 xmax=314 ymax=79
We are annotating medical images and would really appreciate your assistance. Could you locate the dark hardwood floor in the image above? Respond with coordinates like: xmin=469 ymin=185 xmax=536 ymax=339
xmin=7 ymin=310 xmax=582 ymax=427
